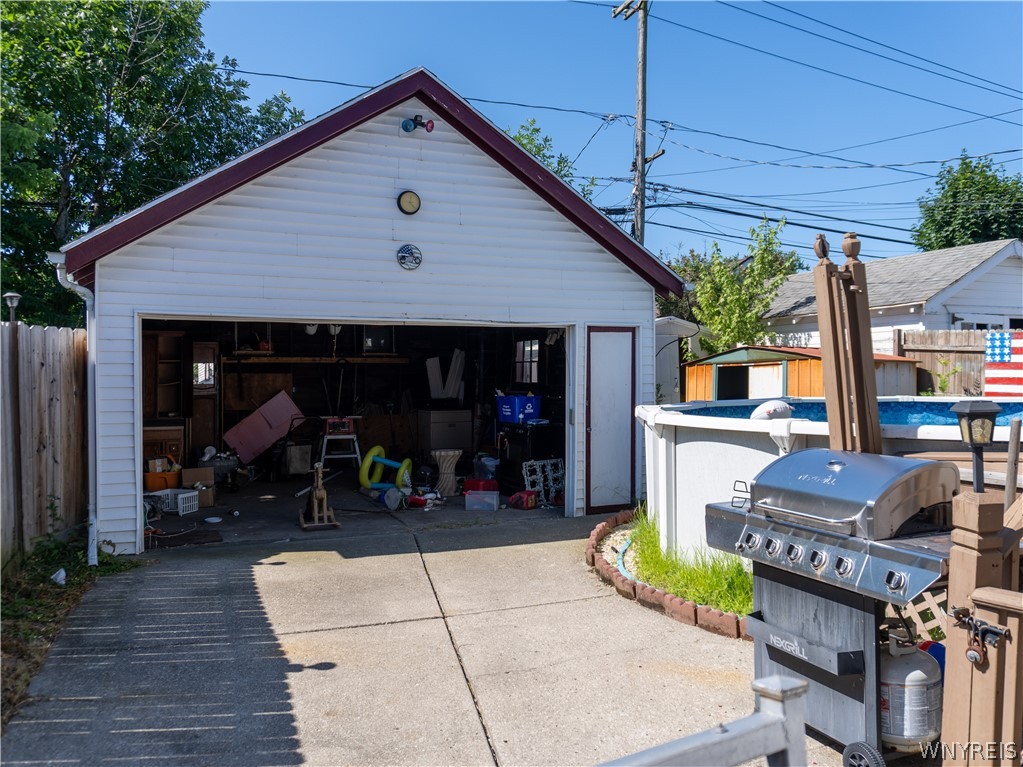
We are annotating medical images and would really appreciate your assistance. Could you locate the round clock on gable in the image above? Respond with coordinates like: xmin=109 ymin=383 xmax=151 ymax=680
xmin=397 ymin=190 xmax=421 ymax=215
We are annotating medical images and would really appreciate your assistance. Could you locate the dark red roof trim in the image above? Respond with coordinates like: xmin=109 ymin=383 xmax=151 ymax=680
xmin=63 ymin=69 xmax=684 ymax=298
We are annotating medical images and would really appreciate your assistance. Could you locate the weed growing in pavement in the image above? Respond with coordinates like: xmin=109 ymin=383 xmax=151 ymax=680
xmin=1 ymin=526 xmax=145 ymax=730
xmin=630 ymin=511 xmax=753 ymax=616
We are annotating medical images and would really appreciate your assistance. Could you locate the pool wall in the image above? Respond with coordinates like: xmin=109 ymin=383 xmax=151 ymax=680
xmin=636 ymin=397 xmax=1020 ymax=556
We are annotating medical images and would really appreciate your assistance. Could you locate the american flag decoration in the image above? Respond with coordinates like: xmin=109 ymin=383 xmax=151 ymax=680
xmin=983 ymin=331 xmax=1023 ymax=397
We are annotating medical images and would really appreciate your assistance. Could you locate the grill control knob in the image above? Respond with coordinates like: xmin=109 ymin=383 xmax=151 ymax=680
xmin=738 ymin=532 xmax=761 ymax=552
xmin=834 ymin=557 xmax=854 ymax=578
xmin=809 ymin=550 xmax=827 ymax=570
xmin=765 ymin=538 xmax=781 ymax=557
xmin=786 ymin=543 xmax=803 ymax=563
xmin=885 ymin=570 xmax=907 ymax=592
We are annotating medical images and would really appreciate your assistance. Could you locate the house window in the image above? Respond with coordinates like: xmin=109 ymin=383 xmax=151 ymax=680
xmin=515 ymin=340 xmax=539 ymax=384
xmin=954 ymin=314 xmax=1012 ymax=331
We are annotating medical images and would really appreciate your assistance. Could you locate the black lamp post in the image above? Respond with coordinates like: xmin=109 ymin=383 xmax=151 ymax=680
xmin=3 ymin=292 xmax=21 ymax=323
xmin=950 ymin=400 xmax=1002 ymax=493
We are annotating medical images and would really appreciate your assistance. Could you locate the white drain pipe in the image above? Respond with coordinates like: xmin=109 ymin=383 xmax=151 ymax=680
xmin=48 ymin=252 xmax=98 ymax=566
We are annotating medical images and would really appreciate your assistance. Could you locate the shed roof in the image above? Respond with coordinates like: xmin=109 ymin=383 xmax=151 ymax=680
xmin=686 ymin=345 xmax=918 ymax=366
xmin=764 ymin=239 xmax=1021 ymax=319
xmin=61 ymin=68 xmax=684 ymax=298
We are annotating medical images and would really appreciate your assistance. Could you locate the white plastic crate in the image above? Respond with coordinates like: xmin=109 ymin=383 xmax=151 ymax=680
xmin=150 ymin=488 xmax=200 ymax=516
xmin=465 ymin=490 xmax=499 ymax=512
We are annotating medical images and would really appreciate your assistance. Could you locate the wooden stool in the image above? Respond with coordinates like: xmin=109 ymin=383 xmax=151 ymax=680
xmin=299 ymin=462 xmax=339 ymax=530
xmin=432 ymin=449 xmax=462 ymax=497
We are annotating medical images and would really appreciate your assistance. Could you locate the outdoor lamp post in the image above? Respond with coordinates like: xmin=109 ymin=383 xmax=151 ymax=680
xmin=3 ymin=292 xmax=21 ymax=323
xmin=951 ymin=400 xmax=1002 ymax=493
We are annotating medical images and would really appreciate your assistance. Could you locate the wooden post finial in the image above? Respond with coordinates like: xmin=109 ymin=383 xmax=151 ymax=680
xmin=842 ymin=232 xmax=861 ymax=262
xmin=813 ymin=234 xmax=830 ymax=263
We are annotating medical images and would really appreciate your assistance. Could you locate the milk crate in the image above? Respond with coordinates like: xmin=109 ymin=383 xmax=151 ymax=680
xmin=149 ymin=488 xmax=200 ymax=516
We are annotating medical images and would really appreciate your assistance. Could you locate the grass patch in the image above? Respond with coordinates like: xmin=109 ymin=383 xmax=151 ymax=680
xmin=630 ymin=512 xmax=753 ymax=616
xmin=1 ymin=532 xmax=144 ymax=730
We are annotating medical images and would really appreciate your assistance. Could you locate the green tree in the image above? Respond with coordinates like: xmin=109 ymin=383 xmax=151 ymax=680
xmin=913 ymin=153 xmax=1023 ymax=252
xmin=508 ymin=118 xmax=595 ymax=200
xmin=656 ymin=246 xmax=702 ymax=322
xmin=1 ymin=0 xmax=305 ymax=326
xmin=691 ymin=219 xmax=800 ymax=355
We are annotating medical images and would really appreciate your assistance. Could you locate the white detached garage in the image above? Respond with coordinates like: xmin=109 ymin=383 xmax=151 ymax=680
xmin=54 ymin=68 xmax=684 ymax=556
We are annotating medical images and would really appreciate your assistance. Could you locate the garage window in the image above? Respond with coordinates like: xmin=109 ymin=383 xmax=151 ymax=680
xmin=515 ymin=339 xmax=538 ymax=384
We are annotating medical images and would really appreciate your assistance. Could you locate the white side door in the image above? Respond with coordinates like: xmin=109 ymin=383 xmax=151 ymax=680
xmin=586 ymin=327 xmax=635 ymax=513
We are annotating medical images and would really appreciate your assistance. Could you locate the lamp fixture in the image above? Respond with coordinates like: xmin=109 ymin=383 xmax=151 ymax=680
xmin=328 ymin=324 xmax=342 ymax=336
xmin=950 ymin=399 xmax=1002 ymax=493
xmin=3 ymin=291 xmax=21 ymax=323
xmin=304 ymin=324 xmax=319 ymax=335
xmin=400 ymin=114 xmax=434 ymax=134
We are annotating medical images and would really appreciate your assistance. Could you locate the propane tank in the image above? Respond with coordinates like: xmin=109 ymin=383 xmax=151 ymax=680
xmin=879 ymin=628 xmax=943 ymax=751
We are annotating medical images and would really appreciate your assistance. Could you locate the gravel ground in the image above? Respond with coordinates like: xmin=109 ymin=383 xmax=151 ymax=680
xmin=596 ymin=522 xmax=639 ymax=577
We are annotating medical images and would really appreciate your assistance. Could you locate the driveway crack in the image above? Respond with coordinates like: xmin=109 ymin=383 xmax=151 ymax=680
xmin=406 ymin=526 xmax=500 ymax=767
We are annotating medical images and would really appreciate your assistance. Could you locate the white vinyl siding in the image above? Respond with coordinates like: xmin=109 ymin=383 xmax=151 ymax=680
xmin=943 ymin=256 xmax=1023 ymax=320
xmin=91 ymin=99 xmax=657 ymax=553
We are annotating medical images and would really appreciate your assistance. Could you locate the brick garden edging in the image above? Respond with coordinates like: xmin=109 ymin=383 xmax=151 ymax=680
xmin=586 ymin=510 xmax=751 ymax=641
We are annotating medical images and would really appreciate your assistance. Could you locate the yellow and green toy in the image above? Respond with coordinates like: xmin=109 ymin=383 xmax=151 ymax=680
xmin=359 ymin=446 xmax=413 ymax=491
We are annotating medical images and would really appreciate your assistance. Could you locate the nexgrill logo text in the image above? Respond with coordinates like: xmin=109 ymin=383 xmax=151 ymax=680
xmin=768 ymin=633 xmax=808 ymax=660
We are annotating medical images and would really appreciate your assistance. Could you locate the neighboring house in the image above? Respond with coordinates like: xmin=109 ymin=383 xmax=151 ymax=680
xmin=53 ymin=68 xmax=684 ymax=556
xmin=683 ymin=345 xmax=918 ymax=401
xmin=764 ymin=239 xmax=1023 ymax=354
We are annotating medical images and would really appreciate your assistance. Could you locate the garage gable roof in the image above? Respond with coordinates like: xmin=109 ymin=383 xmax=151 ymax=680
xmin=62 ymin=68 xmax=684 ymax=298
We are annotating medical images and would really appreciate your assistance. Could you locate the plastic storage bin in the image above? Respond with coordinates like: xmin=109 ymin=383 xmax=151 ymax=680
xmin=496 ymin=395 xmax=541 ymax=424
xmin=465 ymin=490 xmax=499 ymax=512
xmin=149 ymin=488 xmax=200 ymax=516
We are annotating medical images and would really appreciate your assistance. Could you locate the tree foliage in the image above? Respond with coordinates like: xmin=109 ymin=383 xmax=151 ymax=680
xmin=1 ymin=0 xmax=305 ymax=326
xmin=913 ymin=153 xmax=1023 ymax=252
xmin=508 ymin=118 xmax=595 ymax=200
xmin=662 ymin=219 xmax=799 ymax=356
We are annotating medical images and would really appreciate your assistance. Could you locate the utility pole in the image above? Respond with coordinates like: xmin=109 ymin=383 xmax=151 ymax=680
xmin=613 ymin=0 xmax=649 ymax=244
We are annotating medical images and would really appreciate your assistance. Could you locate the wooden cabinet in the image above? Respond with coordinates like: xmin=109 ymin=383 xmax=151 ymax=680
xmin=143 ymin=426 xmax=185 ymax=464
xmin=142 ymin=332 xmax=192 ymax=420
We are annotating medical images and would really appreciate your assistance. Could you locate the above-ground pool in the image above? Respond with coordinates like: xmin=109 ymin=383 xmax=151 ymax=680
xmin=636 ymin=396 xmax=1022 ymax=555
xmin=681 ymin=399 xmax=1023 ymax=427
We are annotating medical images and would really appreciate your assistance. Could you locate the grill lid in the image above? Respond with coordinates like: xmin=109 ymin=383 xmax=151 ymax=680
xmin=750 ymin=448 xmax=960 ymax=540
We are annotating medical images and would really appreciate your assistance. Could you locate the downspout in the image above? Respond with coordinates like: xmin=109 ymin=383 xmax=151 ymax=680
xmin=48 ymin=252 xmax=98 ymax=566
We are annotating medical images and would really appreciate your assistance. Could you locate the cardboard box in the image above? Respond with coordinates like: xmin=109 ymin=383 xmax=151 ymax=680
xmin=181 ymin=468 xmax=216 ymax=508
xmin=147 ymin=457 xmax=170 ymax=473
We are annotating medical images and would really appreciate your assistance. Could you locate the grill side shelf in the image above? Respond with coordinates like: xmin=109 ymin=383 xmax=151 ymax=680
xmin=744 ymin=611 xmax=865 ymax=677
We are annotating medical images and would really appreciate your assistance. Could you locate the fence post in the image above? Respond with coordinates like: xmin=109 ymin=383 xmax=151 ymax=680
xmin=7 ymin=321 xmax=24 ymax=558
xmin=941 ymin=490 xmax=1011 ymax=765
xmin=752 ymin=676 xmax=808 ymax=767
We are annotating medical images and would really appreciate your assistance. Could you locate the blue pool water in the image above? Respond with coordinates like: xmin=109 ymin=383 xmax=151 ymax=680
xmin=683 ymin=400 xmax=1023 ymax=427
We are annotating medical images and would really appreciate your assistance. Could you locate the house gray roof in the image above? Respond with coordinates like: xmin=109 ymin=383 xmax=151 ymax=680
xmin=764 ymin=239 xmax=1020 ymax=319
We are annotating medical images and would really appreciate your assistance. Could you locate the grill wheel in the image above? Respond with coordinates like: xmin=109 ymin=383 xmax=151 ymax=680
xmin=842 ymin=741 xmax=885 ymax=767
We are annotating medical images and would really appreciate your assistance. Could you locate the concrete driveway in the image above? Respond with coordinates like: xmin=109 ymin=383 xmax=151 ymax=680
xmin=1 ymin=507 xmax=843 ymax=766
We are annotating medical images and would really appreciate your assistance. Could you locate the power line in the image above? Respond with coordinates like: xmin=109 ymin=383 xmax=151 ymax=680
xmin=764 ymin=1 xmax=1023 ymax=97
xmin=639 ymin=6 xmax=1022 ymax=126
xmin=614 ymin=200 xmax=918 ymax=245
xmin=717 ymin=1 xmax=1021 ymax=101
xmin=652 ymin=187 xmax=916 ymax=231
xmin=226 ymin=65 xmax=1019 ymax=179
xmin=632 ymin=125 xmax=1022 ymax=171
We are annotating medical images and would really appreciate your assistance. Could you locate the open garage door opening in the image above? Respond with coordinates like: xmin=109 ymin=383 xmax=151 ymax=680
xmin=140 ymin=318 xmax=569 ymax=546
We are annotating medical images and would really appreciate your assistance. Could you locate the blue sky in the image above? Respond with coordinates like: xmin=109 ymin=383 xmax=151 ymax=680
xmin=200 ymin=1 xmax=1022 ymax=264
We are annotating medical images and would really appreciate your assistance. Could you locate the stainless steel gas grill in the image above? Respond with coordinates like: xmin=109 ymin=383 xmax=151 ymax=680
xmin=706 ymin=448 xmax=960 ymax=763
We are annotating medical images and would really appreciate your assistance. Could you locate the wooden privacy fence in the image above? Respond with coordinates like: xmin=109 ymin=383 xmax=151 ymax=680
xmin=896 ymin=329 xmax=986 ymax=396
xmin=1 ymin=322 xmax=88 ymax=572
